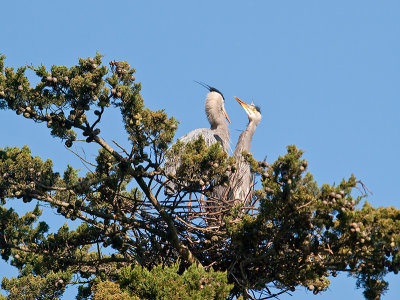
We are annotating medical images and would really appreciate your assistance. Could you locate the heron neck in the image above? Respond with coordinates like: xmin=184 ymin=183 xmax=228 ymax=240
xmin=234 ymin=120 xmax=259 ymax=157
xmin=213 ymin=122 xmax=230 ymax=152
xmin=206 ymin=103 xmax=230 ymax=151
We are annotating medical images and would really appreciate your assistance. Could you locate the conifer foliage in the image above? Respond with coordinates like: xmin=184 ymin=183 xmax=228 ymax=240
xmin=0 ymin=54 xmax=399 ymax=299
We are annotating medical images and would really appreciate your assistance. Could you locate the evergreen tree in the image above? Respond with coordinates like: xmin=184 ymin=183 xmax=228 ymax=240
xmin=0 ymin=53 xmax=399 ymax=300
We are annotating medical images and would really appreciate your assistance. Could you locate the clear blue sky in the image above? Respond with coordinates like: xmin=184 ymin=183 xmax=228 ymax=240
xmin=1 ymin=1 xmax=399 ymax=299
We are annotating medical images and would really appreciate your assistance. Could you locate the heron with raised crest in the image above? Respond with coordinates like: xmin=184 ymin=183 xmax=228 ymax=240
xmin=164 ymin=82 xmax=231 ymax=195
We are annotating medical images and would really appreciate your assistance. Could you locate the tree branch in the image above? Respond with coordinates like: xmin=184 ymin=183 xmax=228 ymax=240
xmin=134 ymin=175 xmax=200 ymax=266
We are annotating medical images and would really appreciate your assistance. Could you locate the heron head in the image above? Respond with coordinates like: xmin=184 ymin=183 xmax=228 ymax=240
xmin=234 ymin=96 xmax=262 ymax=122
xmin=196 ymin=81 xmax=231 ymax=124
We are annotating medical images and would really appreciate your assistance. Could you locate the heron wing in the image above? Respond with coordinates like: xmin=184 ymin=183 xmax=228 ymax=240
xmin=165 ymin=128 xmax=221 ymax=195
xmin=179 ymin=128 xmax=219 ymax=146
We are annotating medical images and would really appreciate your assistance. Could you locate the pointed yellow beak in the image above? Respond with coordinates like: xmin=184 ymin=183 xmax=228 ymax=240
xmin=223 ymin=108 xmax=231 ymax=124
xmin=234 ymin=96 xmax=252 ymax=115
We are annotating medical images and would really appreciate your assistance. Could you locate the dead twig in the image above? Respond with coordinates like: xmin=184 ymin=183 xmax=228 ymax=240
xmin=356 ymin=180 xmax=373 ymax=196
xmin=112 ymin=140 xmax=130 ymax=156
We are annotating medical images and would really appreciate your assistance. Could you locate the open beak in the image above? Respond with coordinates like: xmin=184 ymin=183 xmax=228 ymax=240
xmin=223 ymin=108 xmax=231 ymax=123
xmin=234 ymin=96 xmax=252 ymax=115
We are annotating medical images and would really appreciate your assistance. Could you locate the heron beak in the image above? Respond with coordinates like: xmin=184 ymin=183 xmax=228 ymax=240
xmin=234 ymin=96 xmax=252 ymax=115
xmin=223 ymin=108 xmax=231 ymax=123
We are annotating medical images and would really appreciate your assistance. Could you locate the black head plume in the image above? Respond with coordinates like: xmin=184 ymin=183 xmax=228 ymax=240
xmin=194 ymin=80 xmax=225 ymax=100
xmin=249 ymin=98 xmax=261 ymax=113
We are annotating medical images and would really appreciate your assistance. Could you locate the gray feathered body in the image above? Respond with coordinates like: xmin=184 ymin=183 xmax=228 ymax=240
xmin=178 ymin=127 xmax=230 ymax=153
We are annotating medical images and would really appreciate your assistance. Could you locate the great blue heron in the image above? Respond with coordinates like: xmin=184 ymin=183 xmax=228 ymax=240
xmin=164 ymin=83 xmax=231 ymax=195
xmin=228 ymin=96 xmax=262 ymax=205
